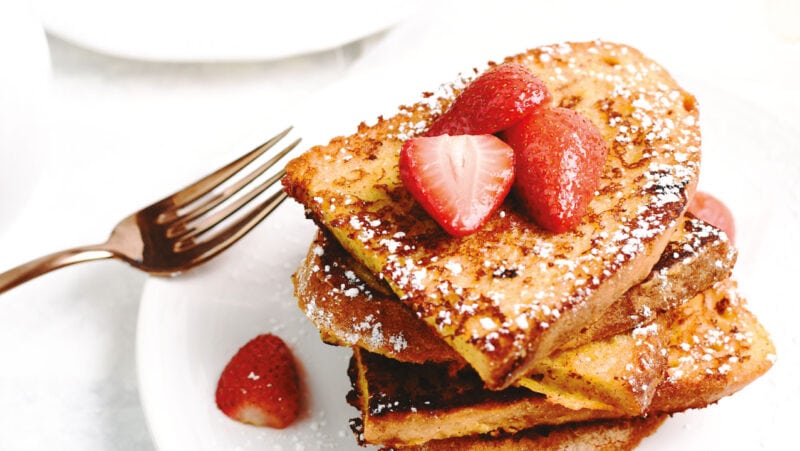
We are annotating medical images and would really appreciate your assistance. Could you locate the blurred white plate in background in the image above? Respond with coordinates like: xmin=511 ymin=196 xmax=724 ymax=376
xmin=0 ymin=0 xmax=51 ymax=236
xmin=34 ymin=0 xmax=421 ymax=62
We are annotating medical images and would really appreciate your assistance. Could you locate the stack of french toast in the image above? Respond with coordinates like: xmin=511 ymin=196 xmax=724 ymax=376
xmin=282 ymin=40 xmax=775 ymax=449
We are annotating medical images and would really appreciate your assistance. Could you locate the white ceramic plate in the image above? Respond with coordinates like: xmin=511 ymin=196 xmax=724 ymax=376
xmin=137 ymin=82 xmax=799 ymax=450
xmin=137 ymin=199 xmax=364 ymax=450
xmin=34 ymin=0 xmax=421 ymax=62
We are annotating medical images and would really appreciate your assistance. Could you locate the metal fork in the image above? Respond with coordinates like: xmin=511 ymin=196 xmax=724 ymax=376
xmin=0 ymin=127 xmax=299 ymax=295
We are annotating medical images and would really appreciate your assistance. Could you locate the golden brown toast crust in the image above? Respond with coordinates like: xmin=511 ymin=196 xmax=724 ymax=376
xmin=529 ymin=320 xmax=667 ymax=416
xmin=348 ymin=280 xmax=774 ymax=447
xmin=647 ymin=280 xmax=776 ymax=413
xmin=292 ymin=230 xmax=461 ymax=364
xmin=405 ymin=416 xmax=667 ymax=451
xmin=349 ymin=349 xmax=619 ymax=447
xmin=283 ymin=40 xmax=701 ymax=389
xmin=564 ymin=215 xmax=736 ymax=348
xmin=292 ymin=214 xmax=734 ymax=366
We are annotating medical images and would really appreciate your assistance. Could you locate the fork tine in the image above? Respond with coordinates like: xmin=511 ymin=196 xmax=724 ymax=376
xmin=164 ymin=136 xmax=300 ymax=236
xmin=175 ymin=189 xmax=288 ymax=262
xmin=155 ymin=127 xmax=293 ymax=220
xmin=171 ymin=167 xmax=286 ymax=246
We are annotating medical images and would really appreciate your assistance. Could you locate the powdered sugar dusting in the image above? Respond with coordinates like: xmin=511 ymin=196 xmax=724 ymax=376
xmin=288 ymin=40 xmax=702 ymax=385
xmin=665 ymin=282 xmax=767 ymax=384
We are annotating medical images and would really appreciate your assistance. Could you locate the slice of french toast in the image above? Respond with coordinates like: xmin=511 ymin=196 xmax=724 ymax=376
xmin=347 ymin=280 xmax=774 ymax=447
xmin=520 ymin=317 xmax=668 ymax=416
xmin=562 ymin=215 xmax=737 ymax=349
xmin=283 ymin=40 xmax=702 ymax=389
xmin=293 ymin=215 xmax=734 ymax=365
xmin=404 ymin=415 xmax=668 ymax=451
xmin=293 ymin=228 xmax=461 ymax=364
xmin=293 ymin=229 xmax=461 ymax=364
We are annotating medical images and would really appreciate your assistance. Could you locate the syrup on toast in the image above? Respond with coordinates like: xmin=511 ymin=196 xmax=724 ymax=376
xmin=347 ymin=280 xmax=774 ymax=447
xmin=283 ymin=40 xmax=702 ymax=389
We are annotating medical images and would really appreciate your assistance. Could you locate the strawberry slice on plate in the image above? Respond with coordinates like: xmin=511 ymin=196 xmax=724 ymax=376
xmin=425 ymin=62 xmax=550 ymax=136
xmin=399 ymin=134 xmax=515 ymax=237
xmin=503 ymin=107 xmax=609 ymax=233
xmin=215 ymin=333 xmax=300 ymax=429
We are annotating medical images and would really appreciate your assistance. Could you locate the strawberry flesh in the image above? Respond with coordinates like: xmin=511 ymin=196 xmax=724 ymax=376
xmin=503 ymin=107 xmax=609 ymax=232
xmin=215 ymin=333 xmax=300 ymax=429
xmin=425 ymin=62 xmax=550 ymax=137
xmin=399 ymin=134 xmax=515 ymax=237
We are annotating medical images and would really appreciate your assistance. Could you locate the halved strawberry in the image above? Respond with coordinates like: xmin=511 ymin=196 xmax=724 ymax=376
xmin=503 ymin=107 xmax=609 ymax=233
xmin=215 ymin=333 xmax=300 ymax=429
xmin=399 ymin=134 xmax=515 ymax=237
xmin=425 ymin=62 xmax=550 ymax=137
xmin=688 ymin=191 xmax=736 ymax=243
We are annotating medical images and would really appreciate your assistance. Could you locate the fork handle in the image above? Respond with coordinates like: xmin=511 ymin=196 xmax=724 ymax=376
xmin=0 ymin=245 xmax=115 ymax=295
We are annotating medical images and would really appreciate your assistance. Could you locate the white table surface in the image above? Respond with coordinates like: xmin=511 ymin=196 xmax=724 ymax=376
xmin=0 ymin=1 xmax=798 ymax=450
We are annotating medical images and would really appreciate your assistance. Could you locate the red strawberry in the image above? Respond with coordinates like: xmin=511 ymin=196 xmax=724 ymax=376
xmin=688 ymin=191 xmax=736 ymax=243
xmin=399 ymin=134 xmax=515 ymax=237
xmin=503 ymin=107 xmax=609 ymax=233
xmin=215 ymin=333 xmax=300 ymax=429
xmin=425 ymin=62 xmax=550 ymax=137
